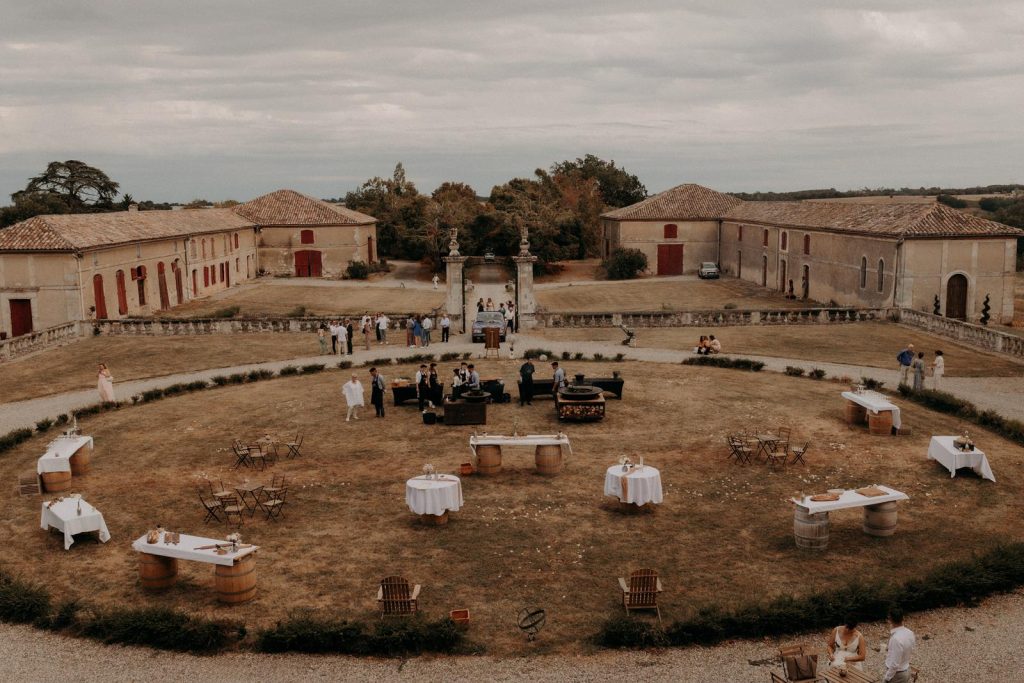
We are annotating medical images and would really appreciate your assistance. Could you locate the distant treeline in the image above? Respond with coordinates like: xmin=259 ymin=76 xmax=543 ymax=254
xmin=731 ymin=184 xmax=1024 ymax=201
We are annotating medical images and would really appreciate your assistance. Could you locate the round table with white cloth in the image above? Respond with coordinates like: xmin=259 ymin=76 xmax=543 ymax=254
xmin=406 ymin=474 xmax=463 ymax=516
xmin=604 ymin=465 xmax=663 ymax=506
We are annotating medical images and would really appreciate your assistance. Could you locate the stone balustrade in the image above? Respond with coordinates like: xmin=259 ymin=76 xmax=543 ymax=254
xmin=93 ymin=314 xmax=420 ymax=337
xmin=0 ymin=322 xmax=81 ymax=362
xmin=536 ymin=307 xmax=896 ymax=329
xmin=896 ymin=309 xmax=1024 ymax=360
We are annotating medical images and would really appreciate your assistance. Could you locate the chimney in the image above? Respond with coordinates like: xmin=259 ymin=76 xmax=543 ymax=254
xmin=128 ymin=204 xmax=139 ymax=212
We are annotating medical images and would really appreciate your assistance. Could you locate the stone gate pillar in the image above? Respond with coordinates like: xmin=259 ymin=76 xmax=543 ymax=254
xmin=514 ymin=233 xmax=538 ymax=329
xmin=443 ymin=228 xmax=466 ymax=331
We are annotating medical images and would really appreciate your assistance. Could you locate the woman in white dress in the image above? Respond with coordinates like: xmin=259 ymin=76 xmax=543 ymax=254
xmin=930 ymin=350 xmax=945 ymax=390
xmin=97 ymin=363 xmax=115 ymax=403
xmin=826 ymin=617 xmax=866 ymax=670
xmin=342 ymin=374 xmax=364 ymax=422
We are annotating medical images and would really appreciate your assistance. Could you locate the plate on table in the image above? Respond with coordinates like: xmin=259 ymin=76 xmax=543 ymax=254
xmin=855 ymin=486 xmax=886 ymax=497
xmin=810 ymin=494 xmax=840 ymax=502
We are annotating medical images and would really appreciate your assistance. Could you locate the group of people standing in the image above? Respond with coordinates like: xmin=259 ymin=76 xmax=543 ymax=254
xmin=404 ymin=313 xmax=451 ymax=347
xmin=476 ymin=298 xmax=517 ymax=333
xmin=319 ymin=312 xmax=456 ymax=354
xmin=897 ymin=343 xmax=945 ymax=391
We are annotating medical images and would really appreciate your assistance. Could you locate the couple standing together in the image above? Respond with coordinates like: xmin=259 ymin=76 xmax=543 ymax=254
xmin=897 ymin=344 xmax=945 ymax=391
xmin=341 ymin=367 xmax=388 ymax=421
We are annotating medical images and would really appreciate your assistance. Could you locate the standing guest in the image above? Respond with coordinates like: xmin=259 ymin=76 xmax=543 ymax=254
xmin=428 ymin=363 xmax=441 ymax=405
xmin=477 ymin=298 xmax=484 ymax=312
xmin=551 ymin=361 xmax=566 ymax=393
xmin=485 ymin=297 xmax=494 ymax=311
xmin=467 ymin=364 xmax=481 ymax=390
xmin=505 ymin=304 xmax=515 ymax=335
xmin=708 ymin=335 xmax=722 ymax=354
xmin=451 ymin=368 xmax=463 ymax=395
xmin=317 ymin=325 xmax=329 ymax=355
xmin=440 ymin=313 xmax=451 ymax=342
xmin=519 ymin=358 xmax=536 ymax=406
xmin=336 ymin=321 xmax=349 ymax=356
xmin=345 ymin=318 xmax=354 ymax=355
xmin=883 ymin=608 xmax=915 ymax=683
xmin=377 ymin=313 xmax=389 ymax=345
xmin=896 ymin=344 xmax=915 ymax=384
xmin=97 ymin=363 xmax=115 ymax=403
xmin=369 ymin=367 xmax=386 ymax=417
xmin=329 ymin=320 xmax=339 ymax=354
xmin=406 ymin=316 xmax=415 ymax=347
xmin=912 ymin=351 xmax=926 ymax=391
xmin=374 ymin=313 xmax=383 ymax=343
xmin=415 ymin=364 xmax=428 ymax=410
xmin=342 ymin=374 xmax=364 ymax=422
xmin=421 ymin=314 xmax=433 ymax=347
xmin=362 ymin=317 xmax=372 ymax=351
xmin=413 ymin=315 xmax=424 ymax=347
xmin=432 ymin=274 xmax=439 ymax=290
xmin=458 ymin=362 xmax=470 ymax=384
xmin=508 ymin=302 xmax=517 ymax=332
xmin=930 ymin=350 xmax=944 ymax=390
xmin=499 ymin=302 xmax=506 ymax=315
xmin=826 ymin=616 xmax=866 ymax=671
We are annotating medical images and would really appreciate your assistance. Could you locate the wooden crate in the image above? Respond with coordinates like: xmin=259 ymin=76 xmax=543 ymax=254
xmin=18 ymin=471 xmax=41 ymax=497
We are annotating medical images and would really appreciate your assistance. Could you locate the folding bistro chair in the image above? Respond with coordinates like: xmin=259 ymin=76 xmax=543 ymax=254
xmin=725 ymin=435 xmax=752 ymax=465
xmin=220 ymin=494 xmax=245 ymax=527
xmin=198 ymin=487 xmax=223 ymax=523
xmin=618 ymin=568 xmax=663 ymax=624
xmin=775 ymin=427 xmax=792 ymax=454
xmin=766 ymin=444 xmax=789 ymax=469
xmin=789 ymin=442 xmax=810 ymax=466
xmin=377 ymin=576 xmax=421 ymax=617
xmin=247 ymin=444 xmax=268 ymax=471
xmin=284 ymin=433 xmax=304 ymax=459
xmin=262 ymin=474 xmax=286 ymax=503
xmin=231 ymin=440 xmax=253 ymax=469
xmin=263 ymin=487 xmax=288 ymax=522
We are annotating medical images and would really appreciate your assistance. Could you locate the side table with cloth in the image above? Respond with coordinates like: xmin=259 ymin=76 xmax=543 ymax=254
xmin=604 ymin=465 xmax=663 ymax=507
xmin=841 ymin=390 xmax=901 ymax=432
xmin=40 ymin=496 xmax=111 ymax=550
xmin=927 ymin=436 xmax=996 ymax=482
xmin=406 ymin=474 xmax=463 ymax=525
xmin=37 ymin=435 xmax=94 ymax=492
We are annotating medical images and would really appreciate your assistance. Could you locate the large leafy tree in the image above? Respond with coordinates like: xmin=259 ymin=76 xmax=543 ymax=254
xmin=550 ymin=154 xmax=647 ymax=208
xmin=24 ymin=160 xmax=120 ymax=209
xmin=344 ymin=163 xmax=431 ymax=260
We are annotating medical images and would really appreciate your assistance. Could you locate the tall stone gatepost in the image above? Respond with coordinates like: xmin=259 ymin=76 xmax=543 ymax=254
xmin=513 ymin=230 xmax=538 ymax=329
xmin=443 ymin=229 xmax=467 ymax=332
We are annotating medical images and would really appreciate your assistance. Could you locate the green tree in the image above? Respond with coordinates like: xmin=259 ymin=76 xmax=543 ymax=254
xmin=0 ymin=191 xmax=72 ymax=227
xmin=24 ymin=160 xmax=120 ymax=209
xmin=344 ymin=163 xmax=431 ymax=260
xmin=550 ymin=154 xmax=647 ymax=208
xmin=604 ymin=247 xmax=648 ymax=280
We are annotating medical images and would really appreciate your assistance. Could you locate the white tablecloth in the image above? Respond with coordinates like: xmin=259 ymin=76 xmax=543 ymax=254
xmin=40 ymin=496 xmax=110 ymax=550
xmin=406 ymin=474 xmax=463 ymax=516
xmin=131 ymin=532 xmax=259 ymax=566
xmin=604 ymin=465 xmax=663 ymax=506
xmin=792 ymin=485 xmax=909 ymax=514
xmin=841 ymin=391 xmax=901 ymax=429
xmin=36 ymin=436 xmax=93 ymax=474
xmin=469 ymin=433 xmax=573 ymax=457
xmin=928 ymin=436 xmax=996 ymax=482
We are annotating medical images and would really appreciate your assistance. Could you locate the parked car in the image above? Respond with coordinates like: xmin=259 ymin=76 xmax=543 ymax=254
xmin=698 ymin=262 xmax=720 ymax=279
xmin=472 ymin=311 xmax=507 ymax=343
xmin=484 ymin=251 xmax=495 ymax=262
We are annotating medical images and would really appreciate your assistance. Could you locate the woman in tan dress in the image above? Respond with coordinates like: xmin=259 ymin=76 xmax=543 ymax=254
xmin=97 ymin=363 xmax=115 ymax=403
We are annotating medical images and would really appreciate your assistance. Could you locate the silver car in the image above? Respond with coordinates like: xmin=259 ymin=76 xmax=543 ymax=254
xmin=698 ymin=262 xmax=720 ymax=279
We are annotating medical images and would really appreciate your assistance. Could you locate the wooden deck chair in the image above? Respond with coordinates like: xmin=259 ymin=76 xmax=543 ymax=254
xmin=220 ymin=494 xmax=245 ymax=527
xmin=789 ymin=442 xmax=810 ymax=466
xmin=285 ymin=433 xmax=304 ymax=459
xmin=18 ymin=471 xmax=41 ymax=496
xmin=198 ymin=487 xmax=223 ymax=523
xmin=377 ymin=576 xmax=421 ymax=617
xmin=263 ymin=487 xmax=288 ymax=522
xmin=618 ymin=568 xmax=663 ymax=624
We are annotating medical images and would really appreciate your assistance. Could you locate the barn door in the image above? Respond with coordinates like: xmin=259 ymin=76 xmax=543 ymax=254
xmin=157 ymin=262 xmax=170 ymax=309
xmin=92 ymin=274 xmax=108 ymax=319
xmin=367 ymin=236 xmax=374 ymax=263
xmin=9 ymin=299 xmax=33 ymax=337
xmin=945 ymin=274 xmax=968 ymax=320
xmin=294 ymin=250 xmax=309 ymax=277
xmin=656 ymin=244 xmax=683 ymax=276
xmin=173 ymin=264 xmax=184 ymax=304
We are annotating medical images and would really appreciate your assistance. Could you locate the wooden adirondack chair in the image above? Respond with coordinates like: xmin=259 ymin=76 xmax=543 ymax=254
xmin=377 ymin=576 xmax=421 ymax=617
xmin=618 ymin=568 xmax=663 ymax=623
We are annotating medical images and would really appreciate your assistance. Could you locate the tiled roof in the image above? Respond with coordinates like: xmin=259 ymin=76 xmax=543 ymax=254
xmin=601 ymin=184 xmax=743 ymax=221
xmin=234 ymin=189 xmax=376 ymax=226
xmin=0 ymin=209 xmax=255 ymax=252
xmin=723 ymin=201 xmax=1022 ymax=238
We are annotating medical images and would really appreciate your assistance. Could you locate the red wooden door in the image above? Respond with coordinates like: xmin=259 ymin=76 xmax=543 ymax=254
xmin=173 ymin=264 xmax=183 ymax=304
xmin=157 ymin=262 xmax=170 ymax=310
xmin=224 ymin=261 xmax=231 ymax=287
xmin=9 ymin=299 xmax=33 ymax=337
xmin=367 ymin=236 xmax=374 ymax=262
xmin=945 ymin=274 xmax=968 ymax=320
xmin=192 ymin=269 xmax=198 ymax=297
xmin=92 ymin=274 xmax=108 ymax=319
xmin=294 ymin=250 xmax=323 ymax=277
xmin=116 ymin=270 xmax=128 ymax=314
xmin=656 ymin=244 xmax=683 ymax=276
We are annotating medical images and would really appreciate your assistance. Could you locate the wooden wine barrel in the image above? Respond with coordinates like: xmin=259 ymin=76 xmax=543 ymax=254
xmin=867 ymin=410 xmax=893 ymax=435
xmin=793 ymin=508 xmax=830 ymax=550
xmin=138 ymin=553 xmax=178 ymax=590
xmin=69 ymin=448 xmax=91 ymax=475
xmin=419 ymin=511 xmax=449 ymax=526
xmin=215 ymin=554 xmax=257 ymax=604
xmin=534 ymin=445 xmax=563 ymax=476
xmin=41 ymin=470 xmax=72 ymax=493
xmin=844 ymin=400 xmax=867 ymax=425
xmin=863 ymin=502 xmax=899 ymax=537
xmin=476 ymin=445 xmax=502 ymax=476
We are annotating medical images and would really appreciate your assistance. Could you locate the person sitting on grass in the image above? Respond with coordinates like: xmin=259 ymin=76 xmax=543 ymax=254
xmin=695 ymin=335 xmax=710 ymax=354
xmin=708 ymin=335 xmax=721 ymax=354
xmin=827 ymin=615 xmax=866 ymax=671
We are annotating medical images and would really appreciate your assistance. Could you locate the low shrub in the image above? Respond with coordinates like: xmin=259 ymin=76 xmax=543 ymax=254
xmin=809 ymin=368 xmax=826 ymax=380
xmin=365 ymin=357 xmax=393 ymax=367
xmin=0 ymin=571 xmax=51 ymax=624
xmin=278 ymin=366 xmax=299 ymax=376
xmin=784 ymin=366 xmax=805 ymax=377
xmin=257 ymin=613 xmax=462 ymax=655
xmin=439 ymin=352 xmax=460 ymax=362
xmin=186 ymin=380 xmax=209 ymax=391
xmin=345 ymin=261 xmax=370 ymax=280
xmin=897 ymin=386 xmax=1023 ymax=447
xmin=614 ymin=353 xmax=626 ymax=362
xmin=161 ymin=383 xmax=186 ymax=396
xmin=603 ymin=247 xmax=648 ymax=280
xmin=595 ymin=616 xmax=668 ymax=648
xmin=35 ymin=418 xmax=54 ymax=432
xmin=287 ymin=305 xmax=308 ymax=317
xmin=861 ymin=376 xmax=885 ymax=391
xmin=55 ymin=414 xmax=70 ymax=426
xmin=592 ymin=352 xmax=605 ymax=361
xmin=522 ymin=348 xmax=554 ymax=360
xmin=46 ymin=599 xmax=81 ymax=631
xmin=82 ymin=607 xmax=235 ymax=653
xmin=723 ymin=302 xmax=737 ymax=310
xmin=461 ymin=352 xmax=472 ymax=360
xmin=211 ymin=375 xmax=230 ymax=386
xmin=228 ymin=373 xmax=247 ymax=384
xmin=573 ymin=352 xmax=584 ymax=360
xmin=210 ymin=305 xmax=240 ymax=319
xmin=140 ymin=388 xmax=165 ymax=403
xmin=338 ymin=360 xmax=353 ymax=370
xmin=561 ymin=351 xmax=571 ymax=361
xmin=300 ymin=364 xmax=325 ymax=375
xmin=681 ymin=356 xmax=764 ymax=371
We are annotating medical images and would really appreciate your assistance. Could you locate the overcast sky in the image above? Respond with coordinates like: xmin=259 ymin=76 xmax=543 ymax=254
xmin=1 ymin=1 xmax=1022 ymax=202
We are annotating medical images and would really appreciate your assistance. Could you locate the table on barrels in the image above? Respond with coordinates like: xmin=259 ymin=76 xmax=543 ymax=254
xmin=131 ymin=532 xmax=259 ymax=604
xmin=40 ymin=495 xmax=110 ymax=550
xmin=791 ymin=486 xmax=910 ymax=550
xmin=36 ymin=435 xmax=94 ymax=493
xmin=928 ymin=436 xmax=996 ymax=482
xmin=604 ymin=464 xmax=663 ymax=509
xmin=406 ymin=474 xmax=463 ymax=525
xmin=841 ymin=390 xmax=901 ymax=435
xmin=469 ymin=434 xmax=573 ymax=476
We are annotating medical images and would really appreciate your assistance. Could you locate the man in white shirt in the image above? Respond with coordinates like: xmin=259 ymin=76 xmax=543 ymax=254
xmin=328 ymin=320 xmax=339 ymax=354
xmin=467 ymin=364 xmax=481 ymax=390
xmin=551 ymin=361 xmax=566 ymax=393
xmin=421 ymin=315 xmax=433 ymax=347
xmin=440 ymin=314 xmax=451 ymax=343
xmin=883 ymin=608 xmax=915 ymax=683
xmin=376 ymin=314 xmax=389 ymax=345
xmin=504 ymin=305 xmax=514 ymax=336
xmin=336 ymin=321 xmax=348 ymax=356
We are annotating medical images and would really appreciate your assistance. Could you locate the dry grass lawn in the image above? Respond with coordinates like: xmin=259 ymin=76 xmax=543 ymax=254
xmin=3 ymin=359 xmax=1021 ymax=655
xmin=162 ymin=283 xmax=444 ymax=318
xmin=536 ymin=278 xmax=812 ymax=313
xmin=0 ymin=335 xmax=318 ymax=403
xmin=535 ymin=322 xmax=1023 ymax=377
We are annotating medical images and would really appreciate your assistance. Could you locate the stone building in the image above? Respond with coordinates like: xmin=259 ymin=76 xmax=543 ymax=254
xmin=603 ymin=185 xmax=1021 ymax=323
xmin=234 ymin=190 xmax=377 ymax=278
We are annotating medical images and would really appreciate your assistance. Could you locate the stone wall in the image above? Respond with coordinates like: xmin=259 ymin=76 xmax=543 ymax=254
xmin=897 ymin=308 xmax=1024 ymax=360
xmin=92 ymin=315 xmax=419 ymax=336
xmin=0 ymin=321 xmax=81 ymax=362
xmin=537 ymin=307 xmax=896 ymax=328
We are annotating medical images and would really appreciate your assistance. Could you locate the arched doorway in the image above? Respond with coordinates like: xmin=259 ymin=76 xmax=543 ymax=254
xmin=92 ymin=274 xmax=108 ymax=319
xmin=945 ymin=274 xmax=968 ymax=320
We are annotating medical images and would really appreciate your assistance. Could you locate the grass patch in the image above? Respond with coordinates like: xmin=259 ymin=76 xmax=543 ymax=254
xmin=0 ymin=571 xmax=51 ymax=624
xmin=897 ymin=385 xmax=1024 ymax=446
xmin=681 ymin=356 xmax=764 ymax=371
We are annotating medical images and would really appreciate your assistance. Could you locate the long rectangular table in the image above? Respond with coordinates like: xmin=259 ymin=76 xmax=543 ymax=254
xmin=791 ymin=485 xmax=909 ymax=549
xmin=469 ymin=433 xmax=573 ymax=457
xmin=469 ymin=433 xmax=572 ymax=475
xmin=41 ymin=496 xmax=110 ymax=550
xmin=132 ymin=532 xmax=260 ymax=603
xmin=841 ymin=390 xmax=901 ymax=432
xmin=928 ymin=436 xmax=995 ymax=482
